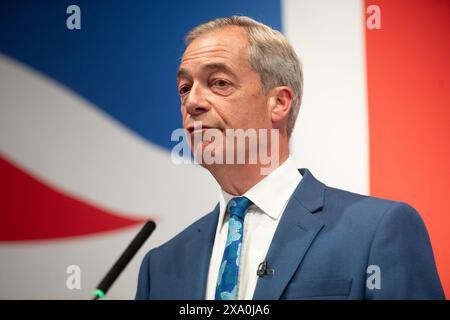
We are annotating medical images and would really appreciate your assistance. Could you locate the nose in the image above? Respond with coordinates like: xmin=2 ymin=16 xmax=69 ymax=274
xmin=184 ymin=83 xmax=211 ymax=117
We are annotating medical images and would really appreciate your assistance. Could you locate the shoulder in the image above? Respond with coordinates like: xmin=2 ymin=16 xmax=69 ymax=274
xmin=142 ymin=205 xmax=219 ymax=259
xmin=297 ymin=168 xmax=412 ymax=226
xmin=325 ymin=185 xmax=420 ymax=219
xmin=320 ymin=183 xmax=424 ymax=236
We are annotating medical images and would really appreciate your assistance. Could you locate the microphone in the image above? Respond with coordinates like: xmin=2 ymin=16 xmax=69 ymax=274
xmin=256 ymin=260 xmax=274 ymax=277
xmin=92 ymin=220 xmax=156 ymax=300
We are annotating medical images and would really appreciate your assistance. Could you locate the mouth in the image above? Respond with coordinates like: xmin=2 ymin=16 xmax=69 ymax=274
xmin=186 ymin=125 xmax=214 ymax=134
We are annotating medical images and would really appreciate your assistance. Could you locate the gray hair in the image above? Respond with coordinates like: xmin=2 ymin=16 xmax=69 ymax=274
xmin=185 ymin=16 xmax=303 ymax=138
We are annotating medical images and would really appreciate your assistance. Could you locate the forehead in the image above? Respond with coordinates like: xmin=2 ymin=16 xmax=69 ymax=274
xmin=179 ymin=26 xmax=250 ymax=74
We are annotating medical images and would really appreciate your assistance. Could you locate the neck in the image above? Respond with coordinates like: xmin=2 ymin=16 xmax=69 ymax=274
xmin=206 ymin=145 xmax=290 ymax=196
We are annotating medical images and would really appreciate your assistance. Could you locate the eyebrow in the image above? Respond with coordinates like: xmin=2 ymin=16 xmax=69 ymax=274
xmin=176 ymin=62 xmax=236 ymax=83
xmin=176 ymin=68 xmax=191 ymax=84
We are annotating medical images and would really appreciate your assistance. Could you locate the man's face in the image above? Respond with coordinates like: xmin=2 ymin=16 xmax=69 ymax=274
xmin=177 ymin=26 xmax=272 ymax=162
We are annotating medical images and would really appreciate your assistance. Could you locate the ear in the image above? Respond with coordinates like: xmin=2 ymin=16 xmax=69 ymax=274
xmin=269 ymin=86 xmax=293 ymax=125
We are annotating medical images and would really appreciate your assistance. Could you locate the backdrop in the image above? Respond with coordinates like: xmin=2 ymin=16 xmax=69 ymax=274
xmin=0 ymin=0 xmax=448 ymax=299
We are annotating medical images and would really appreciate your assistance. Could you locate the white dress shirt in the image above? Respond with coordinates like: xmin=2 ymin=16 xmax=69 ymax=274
xmin=205 ymin=155 xmax=302 ymax=300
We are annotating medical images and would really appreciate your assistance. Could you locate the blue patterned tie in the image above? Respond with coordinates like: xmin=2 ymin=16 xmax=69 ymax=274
xmin=215 ymin=196 xmax=253 ymax=300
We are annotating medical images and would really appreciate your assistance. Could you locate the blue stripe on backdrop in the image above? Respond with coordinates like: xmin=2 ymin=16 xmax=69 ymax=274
xmin=0 ymin=0 xmax=281 ymax=150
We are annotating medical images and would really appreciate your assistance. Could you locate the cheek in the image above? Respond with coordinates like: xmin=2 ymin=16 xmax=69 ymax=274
xmin=244 ymin=95 xmax=269 ymax=123
xmin=180 ymin=108 xmax=189 ymax=128
xmin=180 ymin=105 xmax=187 ymax=118
xmin=210 ymin=92 xmax=267 ymax=127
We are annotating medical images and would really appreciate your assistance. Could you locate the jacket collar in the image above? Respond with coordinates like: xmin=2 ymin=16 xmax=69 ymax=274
xmin=253 ymin=168 xmax=326 ymax=299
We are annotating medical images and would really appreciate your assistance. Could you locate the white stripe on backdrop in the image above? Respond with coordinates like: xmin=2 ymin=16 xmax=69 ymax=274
xmin=286 ymin=0 xmax=369 ymax=195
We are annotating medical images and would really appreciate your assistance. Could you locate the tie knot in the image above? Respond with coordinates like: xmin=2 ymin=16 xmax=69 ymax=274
xmin=227 ymin=197 xmax=252 ymax=220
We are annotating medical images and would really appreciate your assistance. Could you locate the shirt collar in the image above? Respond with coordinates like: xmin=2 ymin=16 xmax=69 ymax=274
xmin=218 ymin=155 xmax=302 ymax=227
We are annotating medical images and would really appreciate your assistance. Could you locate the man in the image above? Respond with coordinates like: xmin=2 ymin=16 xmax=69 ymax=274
xmin=136 ymin=16 xmax=444 ymax=299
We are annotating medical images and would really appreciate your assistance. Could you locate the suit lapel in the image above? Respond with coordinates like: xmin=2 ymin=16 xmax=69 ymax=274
xmin=182 ymin=204 xmax=219 ymax=299
xmin=253 ymin=168 xmax=326 ymax=300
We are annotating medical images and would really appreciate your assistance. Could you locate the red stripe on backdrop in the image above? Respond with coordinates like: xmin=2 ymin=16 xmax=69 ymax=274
xmin=0 ymin=155 xmax=147 ymax=241
xmin=365 ymin=0 xmax=450 ymax=298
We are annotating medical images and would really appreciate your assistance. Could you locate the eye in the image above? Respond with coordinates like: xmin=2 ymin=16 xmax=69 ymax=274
xmin=212 ymin=79 xmax=230 ymax=88
xmin=178 ymin=84 xmax=191 ymax=95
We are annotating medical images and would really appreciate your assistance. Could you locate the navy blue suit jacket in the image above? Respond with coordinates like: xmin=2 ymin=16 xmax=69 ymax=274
xmin=136 ymin=169 xmax=444 ymax=299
